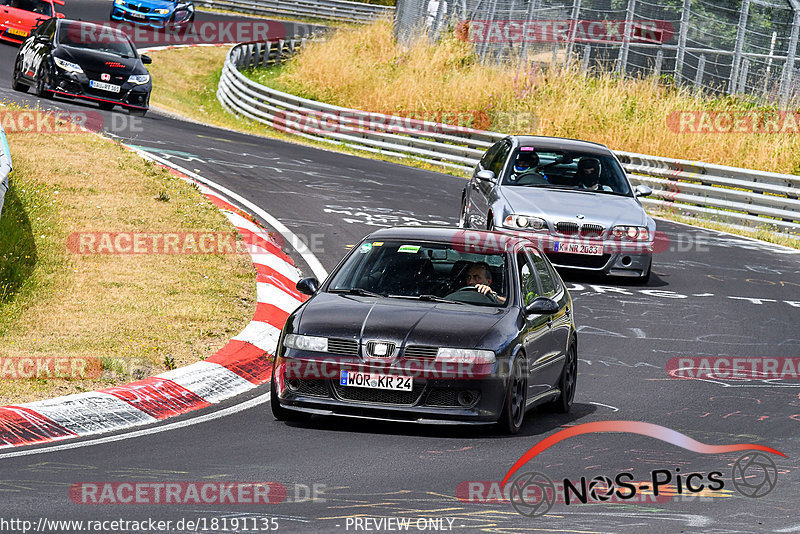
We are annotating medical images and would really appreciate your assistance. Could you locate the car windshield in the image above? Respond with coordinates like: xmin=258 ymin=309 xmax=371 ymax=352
xmin=1 ymin=0 xmax=52 ymax=15
xmin=503 ymin=147 xmax=632 ymax=196
xmin=57 ymin=21 xmax=136 ymax=57
xmin=327 ymin=240 xmax=509 ymax=307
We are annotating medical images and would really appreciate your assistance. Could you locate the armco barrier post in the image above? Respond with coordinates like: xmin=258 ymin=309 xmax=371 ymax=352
xmin=0 ymin=123 xmax=12 ymax=221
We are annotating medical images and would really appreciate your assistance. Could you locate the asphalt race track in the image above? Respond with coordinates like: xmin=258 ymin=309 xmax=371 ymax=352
xmin=0 ymin=2 xmax=799 ymax=532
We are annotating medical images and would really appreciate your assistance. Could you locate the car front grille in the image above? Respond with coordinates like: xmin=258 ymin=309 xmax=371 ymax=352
xmin=555 ymin=221 xmax=579 ymax=235
xmin=580 ymin=224 xmax=604 ymax=237
xmin=127 ymin=3 xmax=151 ymax=12
xmin=403 ymin=345 xmax=438 ymax=360
xmin=291 ymin=379 xmax=329 ymax=397
xmin=332 ymin=382 xmax=425 ymax=405
xmin=425 ymin=388 xmax=480 ymax=408
xmin=327 ymin=338 xmax=359 ymax=356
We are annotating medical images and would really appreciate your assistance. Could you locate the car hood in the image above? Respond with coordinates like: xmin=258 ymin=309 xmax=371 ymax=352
xmin=1 ymin=8 xmax=49 ymax=29
xmin=499 ymin=186 xmax=648 ymax=228
xmin=294 ymin=292 xmax=507 ymax=349
xmin=56 ymin=46 xmax=144 ymax=75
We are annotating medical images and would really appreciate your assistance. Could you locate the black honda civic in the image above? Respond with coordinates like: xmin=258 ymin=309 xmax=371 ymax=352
xmin=271 ymin=226 xmax=578 ymax=434
xmin=12 ymin=18 xmax=152 ymax=115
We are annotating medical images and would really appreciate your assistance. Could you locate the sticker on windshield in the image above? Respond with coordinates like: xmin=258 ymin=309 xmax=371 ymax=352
xmin=359 ymin=243 xmax=373 ymax=253
xmin=372 ymin=242 xmax=383 ymax=247
xmin=398 ymin=245 xmax=420 ymax=253
xmin=520 ymin=146 xmax=536 ymax=151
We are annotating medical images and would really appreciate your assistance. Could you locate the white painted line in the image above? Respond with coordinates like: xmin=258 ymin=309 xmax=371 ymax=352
xmin=0 ymin=393 xmax=271 ymax=459
xmin=131 ymin=148 xmax=329 ymax=281
xmin=156 ymin=361 xmax=256 ymax=403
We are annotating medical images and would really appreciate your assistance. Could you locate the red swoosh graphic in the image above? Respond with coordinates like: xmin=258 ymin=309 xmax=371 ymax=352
xmin=502 ymin=420 xmax=785 ymax=486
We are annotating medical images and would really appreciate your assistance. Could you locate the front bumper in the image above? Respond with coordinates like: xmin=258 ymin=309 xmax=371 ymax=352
xmin=273 ymin=356 xmax=507 ymax=424
xmin=110 ymin=5 xmax=192 ymax=27
xmin=49 ymin=71 xmax=150 ymax=109
xmin=547 ymin=249 xmax=652 ymax=277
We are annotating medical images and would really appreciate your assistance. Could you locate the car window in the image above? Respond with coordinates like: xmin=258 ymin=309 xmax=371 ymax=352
xmin=488 ymin=141 xmax=511 ymax=177
xmin=327 ymin=240 xmax=509 ymax=307
xmin=517 ymin=252 xmax=539 ymax=306
xmin=6 ymin=0 xmax=52 ymax=15
xmin=502 ymin=147 xmax=632 ymax=196
xmin=57 ymin=21 xmax=137 ymax=57
xmin=479 ymin=141 xmax=503 ymax=169
xmin=527 ymin=249 xmax=557 ymax=298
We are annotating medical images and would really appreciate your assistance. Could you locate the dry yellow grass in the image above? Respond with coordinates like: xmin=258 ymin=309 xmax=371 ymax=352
xmin=275 ymin=20 xmax=800 ymax=175
xmin=0 ymin=127 xmax=256 ymax=404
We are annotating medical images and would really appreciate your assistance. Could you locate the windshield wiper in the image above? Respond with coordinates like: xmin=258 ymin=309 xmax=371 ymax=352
xmin=329 ymin=288 xmax=384 ymax=298
xmin=386 ymin=294 xmax=465 ymax=305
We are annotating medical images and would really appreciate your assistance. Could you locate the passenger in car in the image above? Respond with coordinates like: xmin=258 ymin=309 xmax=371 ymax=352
xmin=576 ymin=157 xmax=612 ymax=191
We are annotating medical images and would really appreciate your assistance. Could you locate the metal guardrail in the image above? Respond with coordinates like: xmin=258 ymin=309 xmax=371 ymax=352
xmin=218 ymin=41 xmax=800 ymax=234
xmin=0 ymin=124 xmax=12 ymax=221
xmin=197 ymin=0 xmax=393 ymax=23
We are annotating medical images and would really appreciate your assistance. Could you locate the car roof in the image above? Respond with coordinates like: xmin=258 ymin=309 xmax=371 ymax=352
xmin=363 ymin=226 xmax=536 ymax=251
xmin=506 ymin=135 xmax=614 ymax=156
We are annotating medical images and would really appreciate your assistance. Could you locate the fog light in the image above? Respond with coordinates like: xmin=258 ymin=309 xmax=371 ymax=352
xmin=457 ymin=390 xmax=478 ymax=406
xmin=286 ymin=379 xmax=300 ymax=391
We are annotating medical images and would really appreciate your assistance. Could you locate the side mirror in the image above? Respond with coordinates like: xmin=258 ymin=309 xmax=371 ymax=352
xmin=140 ymin=54 xmax=152 ymax=64
xmin=476 ymin=170 xmax=495 ymax=182
xmin=634 ymin=184 xmax=652 ymax=197
xmin=296 ymin=277 xmax=319 ymax=296
xmin=525 ymin=297 xmax=559 ymax=315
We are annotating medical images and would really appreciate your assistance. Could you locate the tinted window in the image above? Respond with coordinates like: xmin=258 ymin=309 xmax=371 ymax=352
xmin=36 ymin=17 xmax=56 ymax=39
xmin=4 ymin=0 xmax=52 ymax=15
xmin=528 ymin=250 xmax=556 ymax=297
xmin=517 ymin=252 xmax=539 ymax=305
xmin=488 ymin=141 xmax=511 ymax=177
xmin=328 ymin=240 xmax=509 ymax=307
xmin=502 ymin=147 xmax=632 ymax=196
xmin=479 ymin=141 xmax=503 ymax=169
xmin=57 ymin=21 xmax=136 ymax=58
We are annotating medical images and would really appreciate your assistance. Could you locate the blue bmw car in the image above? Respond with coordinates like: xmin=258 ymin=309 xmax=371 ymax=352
xmin=110 ymin=0 xmax=195 ymax=29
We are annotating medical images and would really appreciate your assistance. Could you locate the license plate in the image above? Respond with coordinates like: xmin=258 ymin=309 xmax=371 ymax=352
xmin=7 ymin=28 xmax=28 ymax=37
xmin=129 ymin=11 xmax=145 ymax=19
xmin=340 ymin=370 xmax=413 ymax=391
xmin=553 ymin=241 xmax=603 ymax=255
xmin=89 ymin=80 xmax=121 ymax=93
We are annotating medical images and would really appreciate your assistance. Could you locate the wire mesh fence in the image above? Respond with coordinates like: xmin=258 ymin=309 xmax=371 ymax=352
xmin=394 ymin=0 xmax=800 ymax=107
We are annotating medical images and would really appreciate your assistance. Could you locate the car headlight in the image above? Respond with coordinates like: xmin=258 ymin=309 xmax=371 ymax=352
xmin=611 ymin=225 xmax=650 ymax=240
xmin=114 ymin=0 xmax=125 ymax=5
xmin=503 ymin=214 xmax=546 ymax=230
xmin=436 ymin=348 xmax=496 ymax=364
xmin=53 ymin=57 xmax=83 ymax=73
xmin=127 ymin=74 xmax=150 ymax=85
xmin=283 ymin=334 xmax=328 ymax=353
xmin=154 ymin=8 xmax=170 ymax=14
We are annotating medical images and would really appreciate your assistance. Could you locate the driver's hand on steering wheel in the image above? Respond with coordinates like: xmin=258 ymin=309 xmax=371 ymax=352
xmin=474 ymin=284 xmax=506 ymax=304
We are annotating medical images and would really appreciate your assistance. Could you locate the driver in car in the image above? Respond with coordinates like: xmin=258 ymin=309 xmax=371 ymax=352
xmin=465 ymin=262 xmax=506 ymax=304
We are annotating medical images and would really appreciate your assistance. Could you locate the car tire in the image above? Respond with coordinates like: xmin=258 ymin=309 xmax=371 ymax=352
xmin=35 ymin=63 xmax=53 ymax=99
xmin=498 ymin=354 xmax=527 ymax=434
xmin=550 ymin=340 xmax=577 ymax=413
xmin=638 ymin=258 xmax=653 ymax=284
xmin=270 ymin=372 xmax=311 ymax=422
xmin=98 ymin=102 xmax=115 ymax=111
xmin=11 ymin=62 xmax=28 ymax=93
xmin=458 ymin=194 xmax=469 ymax=228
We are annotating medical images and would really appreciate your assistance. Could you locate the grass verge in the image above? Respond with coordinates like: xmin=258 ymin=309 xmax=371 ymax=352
xmin=144 ymin=36 xmax=799 ymax=249
xmin=0 ymin=105 xmax=256 ymax=404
